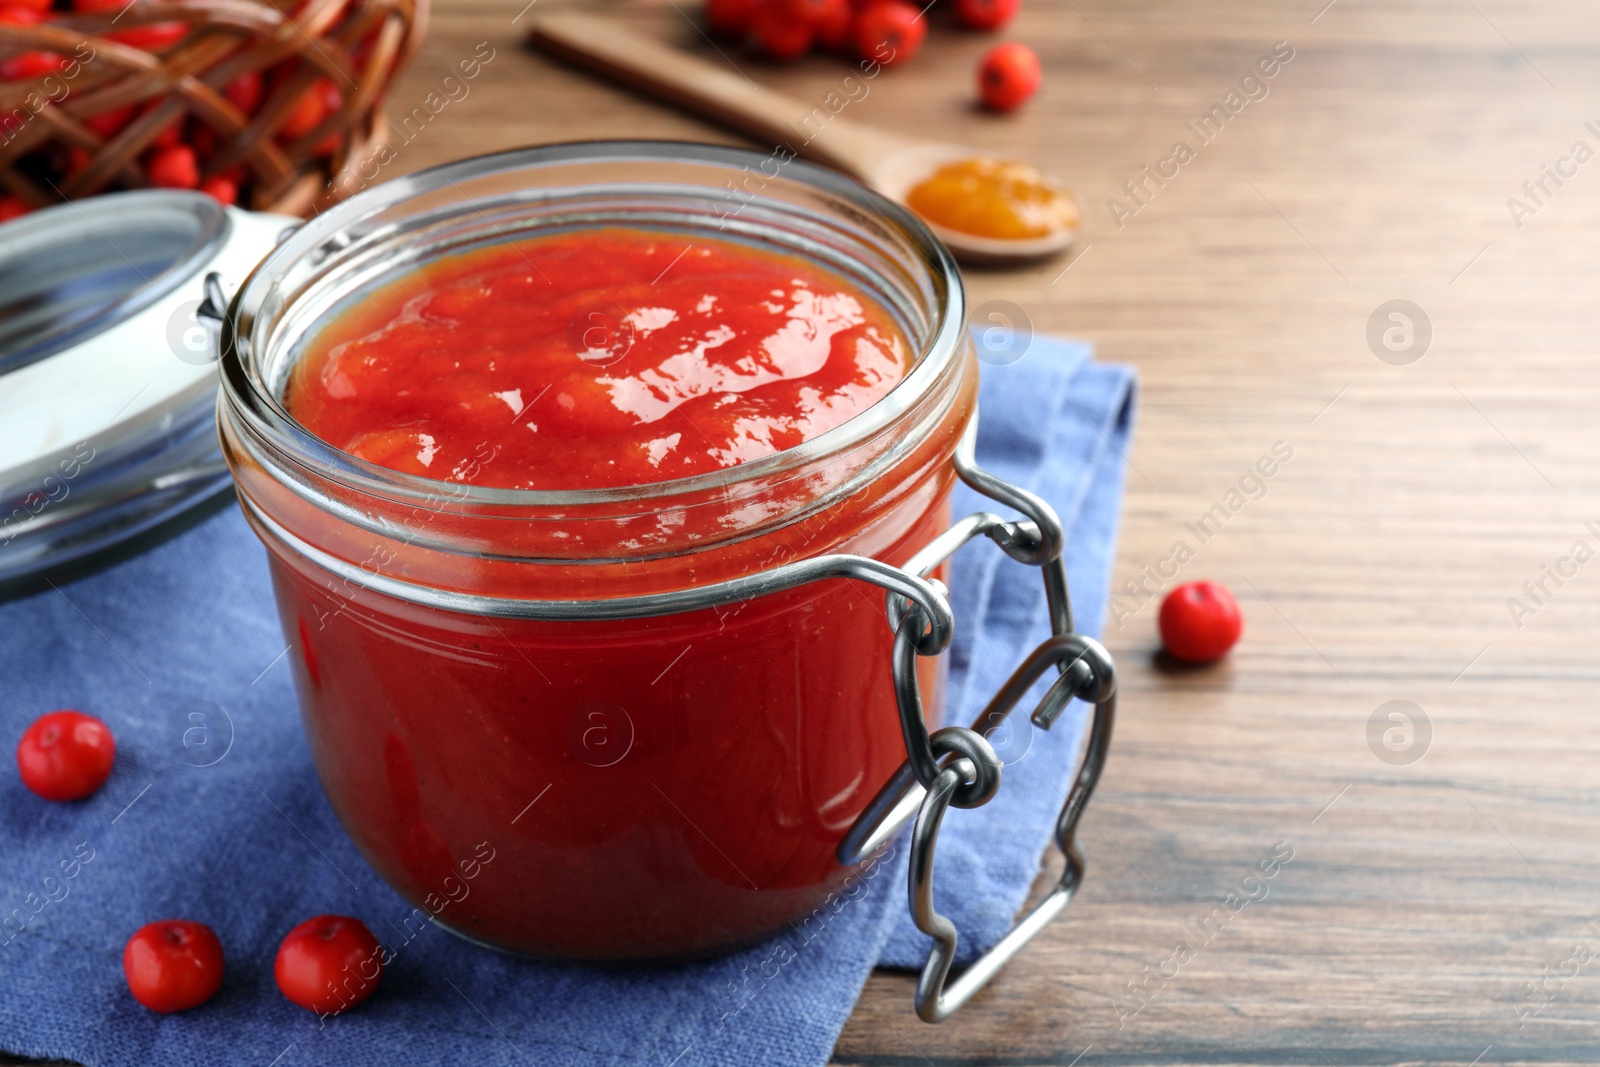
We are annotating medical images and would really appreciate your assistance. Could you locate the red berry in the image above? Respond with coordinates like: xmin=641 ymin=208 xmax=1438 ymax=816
xmin=123 ymin=921 xmax=225 ymax=1014
xmin=72 ymin=0 xmax=123 ymax=10
xmin=16 ymin=711 xmax=115 ymax=801
xmin=278 ymin=78 xmax=338 ymax=141
xmin=147 ymin=143 xmax=198 ymax=188
xmin=853 ymin=1 xmax=924 ymax=66
xmin=751 ymin=1 xmax=814 ymax=61
xmin=0 ymin=195 xmax=28 ymax=222
xmin=274 ymin=915 xmax=383 ymax=1015
xmin=84 ymin=104 xmax=135 ymax=139
xmin=777 ymin=0 xmax=839 ymax=22
xmin=1158 ymin=581 xmax=1243 ymax=664
xmin=199 ymin=175 xmax=237 ymax=205
xmin=225 ymin=70 xmax=263 ymax=114
xmin=977 ymin=41 xmax=1040 ymax=112
xmin=0 ymin=5 xmax=43 ymax=24
xmin=705 ymin=0 xmax=761 ymax=36
xmin=953 ymin=0 xmax=1019 ymax=31
xmin=812 ymin=0 xmax=853 ymax=50
xmin=109 ymin=22 xmax=188 ymax=50
xmin=4 ymin=0 xmax=51 ymax=11
xmin=63 ymin=145 xmax=91 ymax=178
xmin=309 ymin=128 xmax=344 ymax=156
xmin=0 ymin=51 xmax=64 ymax=81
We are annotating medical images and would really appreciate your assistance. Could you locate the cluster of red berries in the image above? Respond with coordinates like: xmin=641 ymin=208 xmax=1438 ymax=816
xmin=15 ymin=711 xmax=384 ymax=1016
xmin=0 ymin=0 xmax=351 ymax=223
xmin=123 ymin=913 xmax=383 ymax=1015
xmin=705 ymin=0 xmax=1041 ymax=112
xmin=0 ymin=0 xmax=184 ymax=83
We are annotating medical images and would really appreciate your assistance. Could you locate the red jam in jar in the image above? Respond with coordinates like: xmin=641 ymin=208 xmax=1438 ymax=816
xmin=220 ymin=144 xmax=976 ymax=960
xmin=284 ymin=227 xmax=911 ymax=488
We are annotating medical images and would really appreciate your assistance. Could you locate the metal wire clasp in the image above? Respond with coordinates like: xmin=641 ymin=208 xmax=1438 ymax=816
xmin=837 ymin=420 xmax=1118 ymax=1023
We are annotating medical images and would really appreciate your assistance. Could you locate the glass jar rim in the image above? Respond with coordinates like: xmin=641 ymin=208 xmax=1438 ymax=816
xmin=219 ymin=139 xmax=967 ymax=510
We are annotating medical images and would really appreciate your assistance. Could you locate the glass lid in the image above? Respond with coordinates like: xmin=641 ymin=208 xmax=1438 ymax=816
xmin=0 ymin=190 xmax=294 ymax=595
xmin=0 ymin=190 xmax=231 ymax=378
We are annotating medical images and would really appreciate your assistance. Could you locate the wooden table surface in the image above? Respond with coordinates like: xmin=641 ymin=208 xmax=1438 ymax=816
xmin=16 ymin=0 xmax=1600 ymax=1064
xmin=373 ymin=0 xmax=1600 ymax=1063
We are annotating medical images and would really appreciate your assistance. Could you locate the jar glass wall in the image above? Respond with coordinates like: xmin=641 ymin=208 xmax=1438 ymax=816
xmin=218 ymin=142 xmax=975 ymax=960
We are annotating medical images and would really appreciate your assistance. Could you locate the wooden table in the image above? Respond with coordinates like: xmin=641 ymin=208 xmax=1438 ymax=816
xmin=15 ymin=0 xmax=1600 ymax=1063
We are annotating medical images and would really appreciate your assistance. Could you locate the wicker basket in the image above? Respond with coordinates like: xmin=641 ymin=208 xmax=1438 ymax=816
xmin=0 ymin=0 xmax=425 ymax=216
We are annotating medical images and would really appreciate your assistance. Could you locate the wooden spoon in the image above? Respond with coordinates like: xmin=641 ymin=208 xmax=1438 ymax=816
xmin=527 ymin=12 xmax=1080 ymax=265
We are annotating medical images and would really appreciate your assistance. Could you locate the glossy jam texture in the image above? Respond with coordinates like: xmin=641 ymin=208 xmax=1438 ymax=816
xmin=906 ymin=157 xmax=1080 ymax=240
xmin=285 ymin=227 xmax=911 ymax=490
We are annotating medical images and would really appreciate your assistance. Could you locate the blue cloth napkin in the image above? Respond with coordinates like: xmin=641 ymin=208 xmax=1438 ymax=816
xmin=0 ymin=333 xmax=1134 ymax=1067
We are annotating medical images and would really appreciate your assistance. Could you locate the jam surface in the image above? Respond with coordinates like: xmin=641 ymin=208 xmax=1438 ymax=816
xmin=286 ymin=227 xmax=910 ymax=490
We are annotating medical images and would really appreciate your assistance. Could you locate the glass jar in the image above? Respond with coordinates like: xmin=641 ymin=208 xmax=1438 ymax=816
xmin=217 ymin=142 xmax=978 ymax=960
